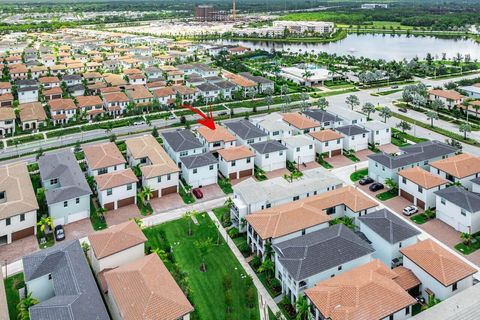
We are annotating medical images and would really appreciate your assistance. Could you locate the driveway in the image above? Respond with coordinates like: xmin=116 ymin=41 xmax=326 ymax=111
xmin=64 ymin=219 xmax=94 ymax=242
xmin=105 ymin=204 xmax=142 ymax=226
xmin=0 ymin=236 xmax=38 ymax=265
xmin=298 ymin=161 xmax=320 ymax=172
xmin=384 ymin=196 xmax=424 ymax=216
xmin=265 ymin=168 xmax=290 ymax=180
xmin=327 ymin=155 xmax=354 ymax=168
xmin=379 ymin=143 xmax=400 ymax=154
xmin=151 ymin=193 xmax=185 ymax=213
xmin=196 ymin=184 xmax=225 ymax=203
xmin=355 ymin=149 xmax=374 ymax=161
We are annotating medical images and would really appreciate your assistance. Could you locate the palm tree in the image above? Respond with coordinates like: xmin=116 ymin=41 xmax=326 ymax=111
xmin=361 ymin=102 xmax=376 ymax=120
xmin=37 ymin=216 xmax=53 ymax=234
xmin=130 ymin=217 xmax=144 ymax=229
xmin=224 ymin=197 xmax=234 ymax=210
xmin=258 ymin=258 xmax=275 ymax=278
xmin=426 ymin=110 xmax=439 ymax=127
xmin=295 ymin=295 xmax=312 ymax=320
xmin=384 ymin=178 xmax=398 ymax=193
xmin=459 ymin=123 xmax=472 ymax=140
xmin=396 ymin=120 xmax=412 ymax=133
xmin=264 ymin=94 xmax=273 ymax=111
xmin=461 ymin=232 xmax=473 ymax=246
xmin=139 ymin=186 xmax=153 ymax=206
xmin=345 ymin=94 xmax=360 ymax=110
xmin=17 ymin=292 xmax=39 ymax=320
xmin=379 ymin=106 xmax=392 ymax=123
xmin=316 ymin=97 xmax=329 ymax=111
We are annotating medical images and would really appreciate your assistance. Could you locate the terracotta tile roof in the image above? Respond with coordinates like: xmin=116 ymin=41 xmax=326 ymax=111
xmin=83 ymin=71 xmax=102 ymax=79
xmin=19 ymin=102 xmax=47 ymax=122
xmin=127 ymin=87 xmax=154 ymax=100
xmin=123 ymin=68 xmax=142 ymax=75
xmin=392 ymin=266 xmax=421 ymax=291
xmin=103 ymin=92 xmax=129 ymax=103
xmin=0 ymin=107 xmax=15 ymax=121
xmin=428 ymin=89 xmax=465 ymax=101
xmin=0 ymin=82 xmax=12 ymax=89
xmin=95 ymin=168 xmax=138 ymax=191
xmin=223 ymin=71 xmax=256 ymax=87
xmin=103 ymin=74 xmax=127 ymax=86
xmin=48 ymin=98 xmax=77 ymax=111
xmin=88 ymin=220 xmax=146 ymax=259
xmin=52 ymin=113 xmax=67 ymax=120
xmin=83 ymin=142 xmax=126 ymax=170
xmin=309 ymin=129 xmax=344 ymax=142
xmin=283 ymin=113 xmax=321 ymax=129
xmin=172 ymin=85 xmax=197 ymax=95
xmin=0 ymin=93 xmax=13 ymax=102
xmin=305 ymin=259 xmax=416 ymax=320
xmin=104 ymin=254 xmax=193 ymax=320
xmin=0 ymin=162 xmax=39 ymax=220
xmin=42 ymin=87 xmax=62 ymax=96
xmin=39 ymin=76 xmax=60 ymax=84
xmin=76 ymin=95 xmax=103 ymax=108
xmin=125 ymin=135 xmax=179 ymax=179
xmin=197 ymin=125 xmax=236 ymax=143
xmin=100 ymin=86 xmax=121 ymax=94
xmin=400 ymin=239 xmax=477 ymax=286
xmin=246 ymin=186 xmax=377 ymax=240
xmin=153 ymin=87 xmax=175 ymax=98
xmin=399 ymin=167 xmax=448 ymax=189
xmin=430 ymin=153 xmax=480 ymax=179
xmin=218 ymin=146 xmax=255 ymax=162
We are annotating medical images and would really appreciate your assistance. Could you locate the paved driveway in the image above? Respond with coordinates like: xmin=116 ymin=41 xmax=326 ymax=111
xmin=0 ymin=236 xmax=38 ymax=265
xmin=327 ymin=155 xmax=354 ymax=168
xmin=384 ymin=196 xmax=424 ymax=216
xmin=355 ymin=149 xmax=374 ymax=161
xmin=105 ymin=204 xmax=142 ymax=226
xmin=196 ymin=184 xmax=225 ymax=203
xmin=298 ymin=161 xmax=320 ymax=172
xmin=64 ymin=219 xmax=94 ymax=241
xmin=265 ymin=168 xmax=290 ymax=180
xmin=151 ymin=193 xmax=185 ymax=213
xmin=379 ymin=143 xmax=400 ymax=154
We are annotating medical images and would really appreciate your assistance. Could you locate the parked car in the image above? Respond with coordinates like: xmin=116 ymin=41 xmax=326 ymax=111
xmin=54 ymin=225 xmax=65 ymax=241
xmin=391 ymin=85 xmax=399 ymax=89
xmin=359 ymin=176 xmax=374 ymax=185
xmin=192 ymin=188 xmax=203 ymax=199
xmin=369 ymin=182 xmax=384 ymax=192
xmin=398 ymin=107 xmax=408 ymax=113
xmin=403 ymin=205 xmax=418 ymax=216
xmin=133 ymin=120 xmax=146 ymax=126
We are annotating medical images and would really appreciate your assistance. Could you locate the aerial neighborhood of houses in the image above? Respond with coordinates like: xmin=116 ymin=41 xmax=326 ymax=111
xmin=2 ymin=21 xmax=480 ymax=320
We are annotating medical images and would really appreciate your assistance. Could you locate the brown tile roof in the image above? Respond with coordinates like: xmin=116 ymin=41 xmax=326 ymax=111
xmin=103 ymin=92 xmax=129 ymax=103
xmin=430 ymin=153 xmax=480 ymax=179
xmin=223 ymin=71 xmax=256 ymax=87
xmin=83 ymin=71 xmax=102 ymax=79
xmin=104 ymin=254 xmax=193 ymax=320
xmin=100 ymin=86 xmax=121 ymax=95
xmin=283 ymin=113 xmax=321 ymax=130
xmin=127 ymin=87 xmax=154 ymax=100
xmin=19 ymin=102 xmax=47 ymax=122
xmin=197 ymin=125 xmax=236 ymax=143
xmin=0 ymin=162 xmax=39 ymax=219
xmin=392 ymin=266 xmax=421 ymax=291
xmin=246 ymin=186 xmax=377 ymax=240
xmin=400 ymin=239 xmax=477 ymax=286
xmin=0 ymin=82 xmax=12 ymax=89
xmin=218 ymin=146 xmax=255 ymax=162
xmin=48 ymin=98 xmax=77 ymax=111
xmin=125 ymin=135 xmax=179 ymax=179
xmin=83 ymin=142 xmax=126 ymax=170
xmin=42 ymin=87 xmax=62 ymax=96
xmin=309 ymin=129 xmax=344 ymax=142
xmin=399 ymin=167 xmax=448 ymax=189
xmin=153 ymin=87 xmax=175 ymax=98
xmin=95 ymin=168 xmax=138 ymax=191
xmin=0 ymin=107 xmax=15 ymax=121
xmin=0 ymin=93 xmax=13 ymax=102
xmin=305 ymin=259 xmax=416 ymax=320
xmin=88 ymin=220 xmax=146 ymax=259
xmin=123 ymin=68 xmax=142 ymax=75
xmin=39 ymin=76 xmax=60 ymax=84
xmin=76 ymin=95 xmax=103 ymax=108
xmin=172 ymin=85 xmax=197 ymax=95
xmin=103 ymin=74 xmax=128 ymax=86
xmin=428 ymin=89 xmax=465 ymax=101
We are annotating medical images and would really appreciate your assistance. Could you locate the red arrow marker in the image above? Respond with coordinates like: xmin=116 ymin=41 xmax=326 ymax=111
xmin=181 ymin=104 xmax=216 ymax=130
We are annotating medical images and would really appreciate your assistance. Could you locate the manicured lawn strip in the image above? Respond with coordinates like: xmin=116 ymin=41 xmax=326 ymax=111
xmin=350 ymin=168 xmax=368 ymax=182
xmin=218 ymin=178 xmax=233 ymax=194
xmin=375 ymin=190 xmax=397 ymax=201
xmin=90 ymin=199 xmax=107 ymax=230
xmin=268 ymin=308 xmax=278 ymax=320
xmin=7 ymin=133 xmax=44 ymax=146
xmin=179 ymin=185 xmax=195 ymax=204
xmin=454 ymin=232 xmax=480 ymax=255
xmin=391 ymin=128 xmax=427 ymax=144
xmin=46 ymin=127 xmax=82 ymax=138
xmin=5 ymin=273 xmax=24 ymax=320
xmin=213 ymin=206 xmax=230 ymax=221
xmin=410 ymin=214 xmax=428 ymax=225
xmin=391 ymin=135 xmax=410 ymax=147
xmin=375 ymin=88 xmax=403 ymax=96
xmin=143 ymin=214 xmax=260 ymax=320
xmin=344 ymin=153 xmax=360 ymax=162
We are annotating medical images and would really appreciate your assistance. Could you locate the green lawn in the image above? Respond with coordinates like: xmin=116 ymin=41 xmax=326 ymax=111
xmin=350 ymin=169 xmax=368 ymax=182
xmin=411 ymin=214 xmax=429 ymax=225
xmin=454 ymin=233 xmax=480 ymax=255
xmin=376 ymin=190 xmax=398 ymax=201
xmin=179 ymin=185 xmax=195 ymax=204
xmin=5 ymin=273 xmax=24 ymax=320
xmin=344 ymin=153 xmax=360 ymax=162
xmin=218 ymin=178 xmax=233 ymax=194
xmin=143 ymin=213 xmax=259 ymax=320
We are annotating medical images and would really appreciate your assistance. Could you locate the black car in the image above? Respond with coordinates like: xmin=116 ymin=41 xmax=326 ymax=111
xmin=398 ymin=107 xmax=408 ymax=113
xmin=359 ymin=176 xmax=374 ymax=185
xmin=369 ymin=182 xmax=384 ymax=192
xmin=55 ymin=225 xmax=65 ymax=241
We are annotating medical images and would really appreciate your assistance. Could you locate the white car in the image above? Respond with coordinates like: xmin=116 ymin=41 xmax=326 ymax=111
xmin=133 ymin=120 xmax=146 ymax=126
xmin=403 ymin=205 xmax=418 ymax=216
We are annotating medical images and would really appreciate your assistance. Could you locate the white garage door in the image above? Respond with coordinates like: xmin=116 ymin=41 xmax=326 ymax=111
xmin=200 ymin=177 xmax=217 ymax=187
xmin=67 ymin=210 xmax=89 ymax=224
xmin=436 ymin=211 xmax=456 ymax=230
xmin=54 ymin=217 xmax=65 ymax=227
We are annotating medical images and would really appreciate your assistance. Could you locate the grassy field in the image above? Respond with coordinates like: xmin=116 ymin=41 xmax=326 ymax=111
xmin=5 ymin=273 xmax=24 ymax=320
xmin=143 ymin=213 xmax=259 ymax=320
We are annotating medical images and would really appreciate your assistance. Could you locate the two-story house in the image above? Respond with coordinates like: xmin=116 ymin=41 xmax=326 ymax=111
xmin=361 ymin=120 xmax=391 ymax=146
xmin=225 ymin=120 xmax=268 ymax=146
xmin=430 ymin=153 xmax=480 ymax=191
xmin=303 ymin=109 xmax=343 ymax=129
xmin=180 ymin=152 xmax=218 ymax=188
xmin=281 ymin=135 xmax=316 ymax=165
xmin=218 ymin=146 xmax=255 ymax=180
xmin=48 ymin=98 xmax=77 ymax=125
xmin=308 ymin=130 xmax=344 ymax=158
xmin=197 ymin=125 xmax=236 ymax=153
xmin=282 ymin=112 xmax=321 ymax=135
xmin=95 ymin=168 xmax=138 ymax=210
xmin=162 ymin=129 xmax=205 ymax=167
xmin=250 ymin=140 xmax=287 ymax=172
xmin=83 ymin=142 xmax=126 ymax=176
xmin=334 ymin=125 xmax=369 ymax=151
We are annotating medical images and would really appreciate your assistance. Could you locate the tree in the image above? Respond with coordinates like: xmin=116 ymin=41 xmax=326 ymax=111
xmin=431 ymin=99 xmax=445 ymax=111
xmin=264 ymin=94 xmax=273 ymax=111
xmin=224 ymin=197 xmax=234 ymax=210
xmin=459 ymin=123 xmax=472 ymax=140
xmin=384 ymin=178 xmax=398 ymax=193
xmin=258 ymin=258 xmax=275 ymax=278
xmin=461 ymin=232 xmax=473 ymax=246
xmin=282 ymin=94 xmax=291 ymax=113
xmin=361 ymin=102 xmax=376 ymax=120
xmin=97 ymin=206 xmax=107 ymax=220
xmin=300 ymin=92 xmax=310 ymax=111
xmin=151 ymin=126 xmax=159 ymax=138
xmin=17 ymin=292 xmax=39 ymax=320
xmin=379 ymin=106 xmax=392 ymax=123
xmin=295 ymin=295 xmax=312 ymax=320
xmin=316 ymin=97 xmax=329 ymax=111
xmin=345 ymin=94 xmax=360 ymax=110
xmin=426 ymin=110 xmax=439 ymax=127
xmin=35 ymin=147 xmax=44 ymax=161
xmin=194 ymin=237 xmax=213 ymax=272
xmin=396 ymin=120 xmax=412 ymax=133
xmin=152 ymin=247 xmax=169 ymax=262
xmin=183 ymin=210 xmax=198 ymax=236
xmin=37 ymin=216 xmax=53 ymax=234
xmin=139 ymin=186 xmax=153 ymax=206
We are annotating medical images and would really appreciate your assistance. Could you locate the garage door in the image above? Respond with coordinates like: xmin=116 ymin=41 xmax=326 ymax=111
xmin=331 ymin=149 xmax=342 ymax=157
xmin=68 ymin=211 xmax=89 ymax=224
xmin=161 ymin=186 xmax=177 ymax=196
xmin=229 ymin=172 xmax=237 ymax=180
xmin=152 ymin=190 xmax=159 ymax=198
xmin=239 ymin=169 xmax=252 ymax=178
xmin=437 ymin=211 xmax=456 ymax=230
xmin=417 ymin=199 xmax=425 ymax=210
xmin=12 ymin=227 xmax=34 ymax=241
xmin=118 ymin=197 xmax=135 ymax=208
xmin=199 ymin=177 xmax=217 ymax=188
xmin=54 ymin=217 xmax=65 ymax=227
xmin=400 ymin=190 xmax=414 ymax=202
xmin=104 ymin=202 xmax=115 ymax=211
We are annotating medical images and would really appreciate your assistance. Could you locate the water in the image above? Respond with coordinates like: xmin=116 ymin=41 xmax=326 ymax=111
xmin=218 ymin=33 xmax=480 ymax=61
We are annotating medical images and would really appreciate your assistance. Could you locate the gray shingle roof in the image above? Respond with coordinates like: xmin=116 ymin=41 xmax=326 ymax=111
xmin=238 ymin=72 xmax=274 ymax=84
xmin=162 ymin=129 xmax=203 ymax=152
xmin=196 ymin=82 xmax=220 ymax=92
xmin=224 ymin=120 xmax=267 ymax=140
xmin=38 ymin=150 xmax=92 ymax=205
xmin=250 ymin=140 xmax=287 ymax=154
xmin=273 ymin=224 xmax=374 ymax=281
xmin=23 ymin=240 xmax=109 ymax=320
xmin=63 ymin=74 xmax=81 ymax=81
xmin=303 ymin=110 xmax=341 ymax=124
xmin=335 ymin=125 xmax=368 ymax=136
xmin=434 ymin=186 xmax=480 ymax=213
xmin=180 ymin=152 xmax=218 ymax=169
xmin=358 ymin=209 xmax=420 ymax=244
xmin=368 ymin=140 xmax=458 ymax=169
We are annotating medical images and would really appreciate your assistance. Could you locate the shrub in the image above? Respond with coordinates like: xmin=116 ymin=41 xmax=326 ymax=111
xmin=246 ymin=287 xmax=256 ymax=308
xmin=250 ymin=255 xmax=262 ymax=270
xmin=228 ymin=227 xmax=239 ymax=238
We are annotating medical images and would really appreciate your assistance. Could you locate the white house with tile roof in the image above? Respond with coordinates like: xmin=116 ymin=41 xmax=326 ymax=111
xmin=95 ymin=168 xmax=138 ymax=211
xmin=83 ymin=142 xmax=126 ymax=176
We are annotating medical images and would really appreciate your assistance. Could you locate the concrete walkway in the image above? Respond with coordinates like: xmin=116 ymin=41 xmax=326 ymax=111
xmin=0 ymin=268 xmax=8 ymax=320
xmin=207 ymin=211 xmax=283 ymax=320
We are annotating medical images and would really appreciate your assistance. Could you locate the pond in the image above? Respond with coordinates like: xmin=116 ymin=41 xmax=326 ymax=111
xmin=218 ymin=33 xmax=480 ymax=61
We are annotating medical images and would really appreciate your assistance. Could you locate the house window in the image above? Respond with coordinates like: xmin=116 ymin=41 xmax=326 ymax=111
xmin=193 ymin=169 xmax=197 ymax=174
xmin=424 ymin=160 xmax=428 ymax=165
xmin=302 ymin=229 xmax=306 ymax=235
xmin=325 ymin=141 xmax=329 ymax=147
xmin=418 ymin=186 xmax=423 ymax=193
xmin=232 ymin=160 xmax=236 ymax=167
xmin=50 ymin=178 xmax=58 ymax=185
xmin=452 ymin=282 xmax=458 ymax=291
xmin=20 ymin=214 xmax=25 ymax=221
xmin=399 ymin=242 xmax=402 ymax=248
xmin=337 ymin=139 xmax=340 ymax=144
xmin=309 ymin=145 xmax=313 ymax=149
xmin=209 ymin=165 xmax=214 ymax=170
xmin=353 ymin=120 xmax=357 ymax=124
xmin=279 ymin=151 xmax=283 ymax=156
xmin=157 ymin=176 xmax=161 ymax=183
xmin=107 ymin=189 xmax=112 ymax=196
xmin=180 ymin=151 xmax=188 ymax=157
xmin=461 ymin=209 xmax=467 ymax=216
xmin=247 ymin=139 xmax=254 ymax=144
xmin=338 ymin=265 xmax=342 ymax=271
xmin=389 ymin=315 xmax=393 ymax=320
xmin=265 ymin=154 xmax=269 ymax=159
xmin=273 ymin=131 xmax=279 ymax=136
xmin=246 ymin=158 xmax=251 ymax=163
xmin=362 ymin=134 xmax=366 ymax=138
xmin=405 ymin=306 xmax=410 ymax=315
xmin=402 ymin=177 xmax=406 ymax=184
xmin=140 ymin=157 xmax=147 ymax=164
xmin=0 ymin=191 xmax=4 ymax=201
xmin=266 ymin=203 xmax=271 ymax=208
xmin=352 ymin=136 xmax=355 ymax=140
xmin=63 ymin=201 xmax=68 ymax=207
xmin=6 ymin=217 xmax=11 ymax=226
xmin=75 ymin=198 xmax=80 ymax=204
xmin=326 ymin=207 xmax=336 ymax=215
xmin=296 ymin=147 xmax=300 ymax=152
xmin=293 ymin=196 xmax=299 ymax=201
xmin=314 ymin=191 xmax=317 ymax=195
xmin=167 ymin=174 xmax=171 ymax=180
xmin=441 ymin=197 xmax=446 ymax=205
xmin=127 ymin=183 xmax=132 ymax=191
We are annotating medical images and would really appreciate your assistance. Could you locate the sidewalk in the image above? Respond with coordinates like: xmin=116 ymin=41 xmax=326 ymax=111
xmin=207 ymin=211 xmax=283 ymax=319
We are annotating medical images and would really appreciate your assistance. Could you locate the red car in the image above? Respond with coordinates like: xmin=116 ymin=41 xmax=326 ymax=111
xmin=192 ymin=188 xmax=203 ymax=199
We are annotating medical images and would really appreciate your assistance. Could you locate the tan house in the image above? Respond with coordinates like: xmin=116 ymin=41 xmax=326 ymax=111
xmin=76 ymin=95 xmax=104 ymax=119
xmin=0 ymin=107 xmax=15 ymax=136
xmin=19 ymin=102 xmax=47 ymax=131
xmin=83 ymin=142 xmax=126 ymax=177
xmin=42 ymin=87 xmax=63 ymax=101
xmin=430 ymin=153 xmax=480 ymax=190
xmin=103 ymin=92 xmax=129 ymax=116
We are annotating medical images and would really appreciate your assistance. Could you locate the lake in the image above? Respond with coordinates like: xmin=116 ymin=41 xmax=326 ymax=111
xmin=218 ymin=33 xmax=480 ymax=61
